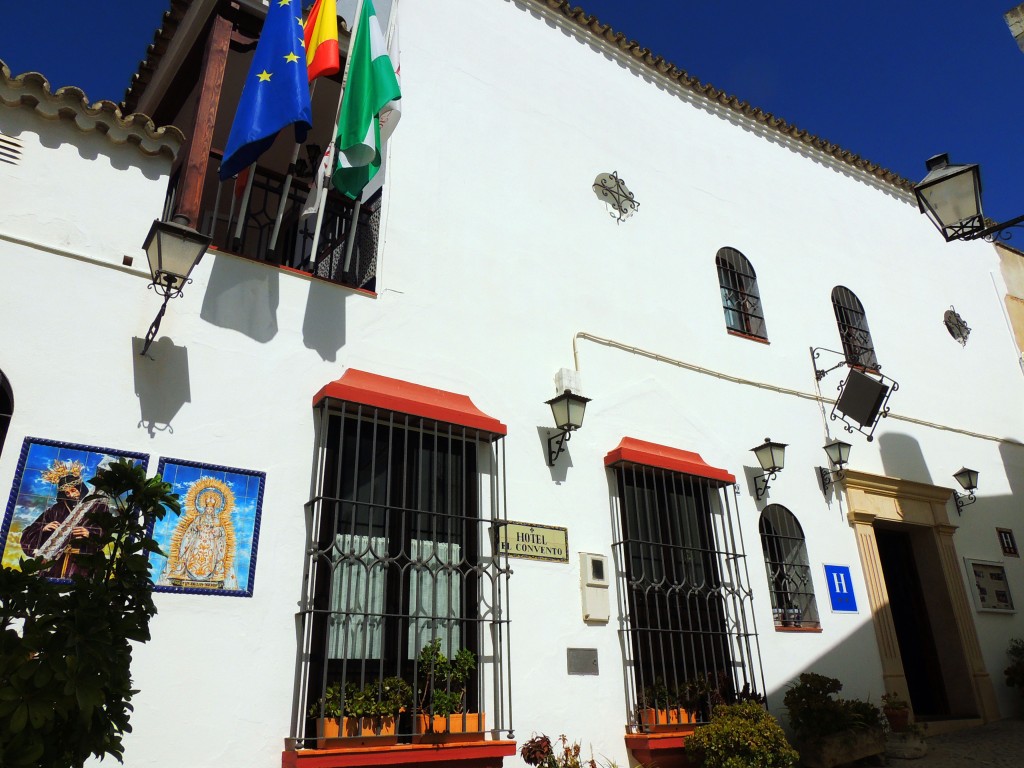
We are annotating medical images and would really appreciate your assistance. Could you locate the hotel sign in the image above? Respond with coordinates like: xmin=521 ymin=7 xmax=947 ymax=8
xmin=497 ymin=521 xmax=569 ymax=563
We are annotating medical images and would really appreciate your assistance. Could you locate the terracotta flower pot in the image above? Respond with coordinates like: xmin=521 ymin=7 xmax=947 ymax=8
xmin=317 ymin=715 xmax=398 ymax=747
xmin=884 ymin=707 xmax=910 ymax=733
xmin=412 ymin=711 xmax=485 ymax=743
xmin=640 ymin=707 xmax=695 ymax=732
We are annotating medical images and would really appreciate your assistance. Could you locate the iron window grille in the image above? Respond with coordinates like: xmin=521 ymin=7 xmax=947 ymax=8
xmin=831 ymin=286 xmax=879 ymax=370
xmin=610 ymin=462 xmax=763 ymax=728
xmin=294 ymin=402 xmax=512 ymax=746
xmin=758 ymin=506 xmax=819 ymax=629
xmin=716 ymin=248 xmax=767 ymax=340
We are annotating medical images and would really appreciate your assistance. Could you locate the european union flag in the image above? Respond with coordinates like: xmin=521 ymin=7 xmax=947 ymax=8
xmin=219 ymin=0 xmax=312 ymax=180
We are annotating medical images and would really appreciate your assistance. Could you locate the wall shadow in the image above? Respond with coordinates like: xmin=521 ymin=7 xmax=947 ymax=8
xmin=301 ymin=278 xmax=347 ymax=362
xmin=878 ymin=432 xmax=933 ymax=485
xmin=199 ymin=255 xmax=280 ymax=343
xmin=132 ymin=336 xmax=191 ymax=437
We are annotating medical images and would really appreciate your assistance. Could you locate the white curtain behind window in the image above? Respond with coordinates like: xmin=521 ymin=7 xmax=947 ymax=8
xmin=328 ymin=533 xmax=387 ymax=659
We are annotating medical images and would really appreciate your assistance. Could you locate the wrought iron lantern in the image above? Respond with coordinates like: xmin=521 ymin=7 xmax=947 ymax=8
xmin=139 ymin=215 xmax=210 ymax=356
xmin=751 ymin=437 xmax=786 ymax=500
xmin=914 ymin=154 xmax=1024 ymax=242
xmin=546 ymin=390 xmax=591 ymax=465
xmin=952 ymin=467 xmax=979 ymax=515
xmin=819 ymin=439 xmax=852 ymax=495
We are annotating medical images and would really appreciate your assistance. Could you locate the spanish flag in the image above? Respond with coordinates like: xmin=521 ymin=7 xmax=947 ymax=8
xmin=304 ymin=0 xmax=340 ymax=82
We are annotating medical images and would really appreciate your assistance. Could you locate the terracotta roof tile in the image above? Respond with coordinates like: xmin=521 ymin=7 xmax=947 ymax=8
xmin=0 ymin=60 xmax=185 ymax=160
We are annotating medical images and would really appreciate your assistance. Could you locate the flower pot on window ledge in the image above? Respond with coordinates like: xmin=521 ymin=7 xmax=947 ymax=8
xmin=315 ymin=717 xmax=341 ymax=748
xmin=412 ymin=711 xmax=485 ymax=743
xmin=639 ymin=707 xmax=695 ymax=732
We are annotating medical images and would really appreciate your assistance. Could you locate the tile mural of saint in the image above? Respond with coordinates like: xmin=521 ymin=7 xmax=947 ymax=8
xmin=150 ymin=459 xmax=264 ymax=597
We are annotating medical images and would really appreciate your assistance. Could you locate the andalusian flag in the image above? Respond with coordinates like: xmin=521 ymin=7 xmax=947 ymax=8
xmin=303 ymin=0 xmax=339 ymax=82
xmin=332 ymin=0 xmax=401 ymax=200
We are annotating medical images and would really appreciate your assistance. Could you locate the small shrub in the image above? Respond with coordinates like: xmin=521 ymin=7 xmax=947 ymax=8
xmin=1005 ymin=638 xmax=1024 ymax=694
xmin=520 ymin=733 xmax=598 ymax=768
xmin=783 ymin=672 xmax=882 ymax=741
xmin=685 ymin=701 xmax=798 ymax=768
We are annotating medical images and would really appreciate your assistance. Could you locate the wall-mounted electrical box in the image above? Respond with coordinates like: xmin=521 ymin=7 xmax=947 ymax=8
xmin=580 ymin=552 xmax=610 ymax=623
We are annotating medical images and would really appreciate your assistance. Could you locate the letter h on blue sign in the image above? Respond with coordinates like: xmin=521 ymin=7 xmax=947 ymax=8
xmin=824 ymin=565 xmax=858 ymax=613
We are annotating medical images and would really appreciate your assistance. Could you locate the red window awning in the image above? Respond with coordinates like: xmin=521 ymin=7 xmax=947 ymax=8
xmin=313 ymin=369 xmax=507 ymax=437
xmin=604 ymin=436 xmax=735 ymax=484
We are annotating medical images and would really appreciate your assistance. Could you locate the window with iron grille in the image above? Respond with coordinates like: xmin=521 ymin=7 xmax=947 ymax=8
xmin=295 ymin=403 xmax=512 ymax=745
xmin=758 ymin=505 xmax=819 ymax=629
xmin=716 ymin=248 xmax=767 ymax=340
xmin=831 ymin=286 xmax=879 ymax=369
xmin=610 ymin=462 xmax=762 ymax=726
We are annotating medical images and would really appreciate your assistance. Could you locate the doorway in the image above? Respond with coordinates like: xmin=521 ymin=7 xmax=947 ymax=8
xmin=843 ymin=470 xmax=999 ymax=723
xmin=874 ymin=525 xmax=949 ymax=716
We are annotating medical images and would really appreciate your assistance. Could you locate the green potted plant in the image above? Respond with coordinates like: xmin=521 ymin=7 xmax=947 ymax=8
xmin=880 ymin=691 xmax=910 ymax=733
xmin=783 ymin=672 xmax=885 ymax=768
xmin=1004 ymin=637 xmax=1024 ymax=695
xmin=308 ymin=681 xmax=343 ymax=746
xmin=636 ymin=680 xmax=694 ymax=731
xmin=685 ymin=701 xmax=798 ymax=768
xmin=414 ymin=638 xmax=480 ymax=742
xmin=341 ymin=676 xmax=412 ymax=745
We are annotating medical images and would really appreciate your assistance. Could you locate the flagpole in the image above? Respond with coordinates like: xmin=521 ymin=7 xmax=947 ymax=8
xmin=268 ymin=78 xmax=322 ymax=257
xmin=308 ymin=0 xmax=365 ymax=266
xmin=233 ymin=163 xmax=257 ymax=248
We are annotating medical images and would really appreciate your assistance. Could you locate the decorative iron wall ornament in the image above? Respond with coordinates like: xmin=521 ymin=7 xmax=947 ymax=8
xmin=810 ymin=347 xmax=899 ymax=442
xmin=944 ymin=306 xmax=971 ymax=347
xmin=593 ymin=171 xmax=638 ymax=223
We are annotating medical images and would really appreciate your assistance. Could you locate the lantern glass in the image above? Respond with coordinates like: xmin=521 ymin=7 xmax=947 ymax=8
xmin=142 ymin=218 xmax=210 ymax=292
xmin=546 ymin=391 xmax=590 ymax=431
xmin=914 ymin=154 xmax=983 ymax=239
xmin=752 ymin=438 xmax=786 ymax=473
xmin=823 ymin=439 xmax=852 ymax=468
xmin=953 ymin=467 xmax=979 ymax=492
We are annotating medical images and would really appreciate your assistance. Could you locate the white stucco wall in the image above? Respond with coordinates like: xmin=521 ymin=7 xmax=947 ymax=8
xmin=1 ymin=1 xmax=1023 ymax=767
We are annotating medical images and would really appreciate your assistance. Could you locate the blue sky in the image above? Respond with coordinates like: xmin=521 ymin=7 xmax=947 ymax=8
xmin=1 ymin=1 xmax=1022 ymax=224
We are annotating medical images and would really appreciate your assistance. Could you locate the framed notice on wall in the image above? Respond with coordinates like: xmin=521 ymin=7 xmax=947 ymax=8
xmin=966 ymin=558 xmax=1015 ymax=613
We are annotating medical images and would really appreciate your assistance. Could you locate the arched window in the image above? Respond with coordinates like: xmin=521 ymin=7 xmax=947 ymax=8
xmin=716 ymin=247 xmax=767 ymax=340
xmin=831 ymin=286 xmax=878 ymax=369
xmin=759 ymin=505 xmax=819 ymax=628
xmin=0 ymin=369 xmax=12 ymax=459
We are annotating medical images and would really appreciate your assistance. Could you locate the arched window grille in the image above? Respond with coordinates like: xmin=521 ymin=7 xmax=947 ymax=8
xmin=610 ymin=460 xmax=762 ymax=726
xmin=295 ymin=401 xmax=512 ymax=746
xmin=716 ymin=247 xmax=767 ymax=340
xmin=0 ymin=369 xmax=12 ymax=459
xmin=758 ymin=505 xmax=819 ymax=628
xmin=831 ymin=286 xmax=879 ymax=369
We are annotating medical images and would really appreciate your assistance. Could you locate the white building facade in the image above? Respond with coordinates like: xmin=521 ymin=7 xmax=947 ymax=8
xmin=1 ymin=2 xmax=1023 ymax=767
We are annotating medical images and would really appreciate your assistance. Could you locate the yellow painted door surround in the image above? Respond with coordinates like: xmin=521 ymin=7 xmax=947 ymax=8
xmin=843 ymin=470 xmax=999 ymax=723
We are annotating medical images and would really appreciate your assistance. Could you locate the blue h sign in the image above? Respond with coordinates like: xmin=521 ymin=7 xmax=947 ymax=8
xmin=824 ymin=565 xmax=858 ymax=613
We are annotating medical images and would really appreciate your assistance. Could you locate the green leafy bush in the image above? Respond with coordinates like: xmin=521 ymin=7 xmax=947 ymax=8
xmin=417 ymin=638 xmax=476 ymax=716
xmin=685 ymin=701 xmax=798 ymax=768
xmin=1005 ymin=638 xmax=1024 ymax=694
xmin=783 ymin=672 xmax=883 ymax=741
xmin=344 ymin=676 xmax=412 ymax=717
xmin=0 ymin=459 xmax=179 ymax=768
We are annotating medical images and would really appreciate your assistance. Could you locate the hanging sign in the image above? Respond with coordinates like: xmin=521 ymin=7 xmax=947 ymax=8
xmin=824 ymin=564 xmax=858 ymax=613
xmin=496 ymin=521 xmax=569 ymax=563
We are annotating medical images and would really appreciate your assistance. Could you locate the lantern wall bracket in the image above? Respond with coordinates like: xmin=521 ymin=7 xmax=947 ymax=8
xmin=950 ymin=213 xmax=1024 ymax=243
xmin=954 ymin=490 xmax=977 ymax=516
xmin=753 ymin=471 xmax=776 ymax=501
xmin=548 ymin=428 xmax=574 ymax=466
xmin=139 ymin=275 xmax=192 ymax=357
xmin=818 ymin=466 xmax=844 ymax=496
